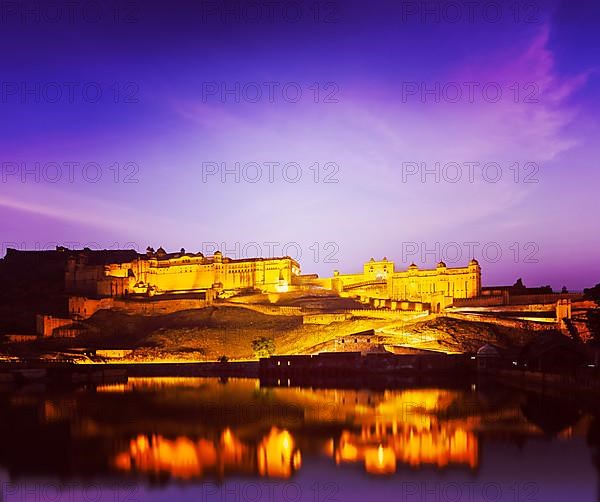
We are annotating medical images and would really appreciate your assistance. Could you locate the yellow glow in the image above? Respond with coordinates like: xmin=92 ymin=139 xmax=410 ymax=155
xmin=258 ymin=428 xmax=300 ymax=478
xmin=275 ymin=280 xmax=289 ymax=293
xmin=108 ymin=383 xmax=482 ymax=480
xmin=365 ymin=445 xmax=396 ymax=475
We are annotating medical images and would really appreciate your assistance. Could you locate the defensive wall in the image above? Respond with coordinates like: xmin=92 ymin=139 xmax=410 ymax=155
xmin=443 ymin=312 xmax=556 ymax=332
xmin=36 ymin=315 xmax=75 ymax=337
xmin=69 ymin=296 xmax=210 ymax=319
xmin=454 ymin=292 xmax=583 ymax=308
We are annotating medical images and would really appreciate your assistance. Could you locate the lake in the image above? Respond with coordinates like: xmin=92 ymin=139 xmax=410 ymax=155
xmin=0 ymin=377 xmax=597 ymax=501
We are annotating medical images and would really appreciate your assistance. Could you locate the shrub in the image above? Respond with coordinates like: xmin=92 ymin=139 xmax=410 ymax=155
xmin=251 ymin=336 xmax=275 ymax=358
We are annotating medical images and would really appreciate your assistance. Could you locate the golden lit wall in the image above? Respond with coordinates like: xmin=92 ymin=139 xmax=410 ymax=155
xmin=67 ymin=252 xmax=300 ymax=297
xmin=331 ymin=259 xmax=481 ymax=305
xmin=388 ymin=262 xmax=481 ymax=303
xmin=137 ymin=256 xmax=296 ymax=293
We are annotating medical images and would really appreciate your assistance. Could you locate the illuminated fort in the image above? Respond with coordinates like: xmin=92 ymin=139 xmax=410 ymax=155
xmin=63 ymin=247 xmax=480 ymax=310
xmin=65 ymin=247 xmax=301 ymax=297
xmin=329 ymin=257 xmax=481 ymax=311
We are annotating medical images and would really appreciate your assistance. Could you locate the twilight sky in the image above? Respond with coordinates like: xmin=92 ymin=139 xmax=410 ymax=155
xmin=1 ymin=0 xmax=599 ymax=289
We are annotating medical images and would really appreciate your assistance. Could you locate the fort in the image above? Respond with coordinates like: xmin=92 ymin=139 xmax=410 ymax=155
xmin=60 ymin=249 xmax=484 ymax=316
xmin=329 ymin=257 xmax=481 ymax=312
xmin=0 ymin=246 xmax=592 ymax=355
xmin=65 ymin=246 xmax=300 ymax=297
xmin=7 ymin=246 xmax=482 ymax=311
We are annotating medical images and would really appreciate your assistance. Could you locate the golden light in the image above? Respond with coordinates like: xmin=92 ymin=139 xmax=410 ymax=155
xmin=257 ymin=427 xmax=301 ymax=478
xmin=365 ymin=444 xmax=396 ymax=475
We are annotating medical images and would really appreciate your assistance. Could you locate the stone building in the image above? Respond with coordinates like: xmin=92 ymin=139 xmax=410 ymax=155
xmin=388 ymin=259 xmax=481 ymax=309
xmin=65 ymin=247 xmax=301 ymax=298
xmin=331 ymin=257 xmax=481 ymax=311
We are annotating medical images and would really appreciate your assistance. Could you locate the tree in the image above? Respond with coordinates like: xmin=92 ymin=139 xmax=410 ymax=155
xmin=251 ymin=337 xmax=275 ymax=358
xmin=218 ymin=355 xmax=229 ymax=363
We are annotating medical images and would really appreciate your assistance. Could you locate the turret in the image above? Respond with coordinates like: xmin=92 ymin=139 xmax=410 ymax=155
xmin=468 ymin=259 xmax=481 ymax=297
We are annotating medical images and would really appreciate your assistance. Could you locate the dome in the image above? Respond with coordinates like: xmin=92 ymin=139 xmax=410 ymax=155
xmin=437 ymin=261 xmax=447 ymax=268
xmin=469 ymin=258 xmax=479 ymax=266
xmin=477 ymin=344 xmax=500 ymax=357
xmin=408 ymin=263 xmax=418 ymax=270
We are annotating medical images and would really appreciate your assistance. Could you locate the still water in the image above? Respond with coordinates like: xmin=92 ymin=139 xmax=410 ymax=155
xmin=0 ymin=377 xmax=598 ymax=502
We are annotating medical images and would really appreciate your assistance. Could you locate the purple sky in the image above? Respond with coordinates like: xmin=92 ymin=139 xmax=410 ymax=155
xmin=1 ymin=0 xmax=599 ymax=290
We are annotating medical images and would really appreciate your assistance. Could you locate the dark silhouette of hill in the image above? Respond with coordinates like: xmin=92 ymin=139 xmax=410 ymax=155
xmin=0 ymin=249 xmax=70 ymax=334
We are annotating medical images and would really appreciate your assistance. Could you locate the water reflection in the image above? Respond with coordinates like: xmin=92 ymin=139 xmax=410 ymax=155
xmin=0 ymin=377 xmax=593 ymax=483
xmin=114 ymin=426 xmax=302 ymax=480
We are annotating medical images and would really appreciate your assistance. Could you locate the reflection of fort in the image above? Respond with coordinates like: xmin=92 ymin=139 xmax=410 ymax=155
xmin=0 ymin=378 xmax=589 ymax=482
xmin=114 ymin=427 xmax=301 ymax=479
xmin=313 ymin=388 xmax=478 ymax=473
xmin=328 ymin=425 xmax=477 ymax=475
xmin=107 ymin=383 xmax=478 ymax=478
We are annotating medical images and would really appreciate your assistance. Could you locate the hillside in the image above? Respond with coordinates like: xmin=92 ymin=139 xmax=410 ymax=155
xmin=1 ymin=305 xmax=556 ymax=361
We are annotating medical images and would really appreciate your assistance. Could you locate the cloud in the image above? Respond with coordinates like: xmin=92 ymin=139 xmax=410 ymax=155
xmin=0 ymin=183 xmax=199 ymax=244
xmin=138 ymin=24 xmax=592 ymax=259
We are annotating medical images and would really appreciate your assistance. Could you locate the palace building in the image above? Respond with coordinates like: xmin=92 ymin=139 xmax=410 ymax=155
xmin=3 ymin=246 xmax=479 ymax=310
xmin=65 ymin=247 xmax=301 ymax=297
xmin=331 ymin=257 xmax=481 ymax=311
xmin=388 ymin=259 xmax=481 ymax=303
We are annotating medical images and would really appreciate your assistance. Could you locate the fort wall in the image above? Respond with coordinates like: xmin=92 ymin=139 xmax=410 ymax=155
xmin=346 ymin=309 xmax=423 ymax=320
xmin=69 ymin=296 xmax=211 ymax=319
xmin=303 ymin=313 xmax=351 ymax=325
xmin=454 ymin=292 xmax=583 ymax=308
xmin=329 ymin=258 xmax=481 ymax=308
xmin=66 ymin=249 xmax=301 ymax=298
xmin=36 ymin=315 xmax=75 ymax=337
xmin=221 ymin=303 xmax=304 ymax=316
xmin=443 ymin=312 xmax=555 ymax=331
xmin=334 ymin=333 xmax=384 ymax=352
xmin=388 ymin=262 xmax=481 ymax=304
